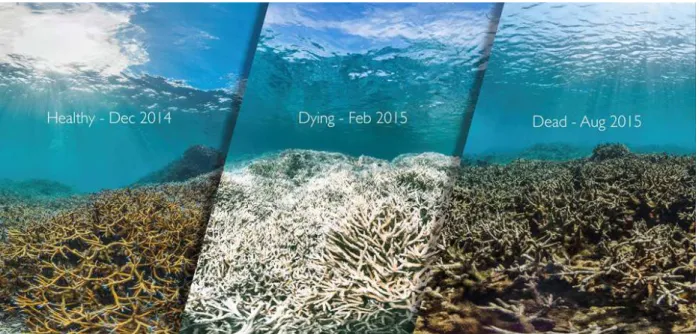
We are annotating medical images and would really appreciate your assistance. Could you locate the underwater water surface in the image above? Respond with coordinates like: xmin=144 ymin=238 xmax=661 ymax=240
xmin=227 ymin=3 xmax=501 ymax=162
xmin=465 ymin=3 xmax=696 ymax=159
xmin=0 ymin=3 xmax=265 ymax=193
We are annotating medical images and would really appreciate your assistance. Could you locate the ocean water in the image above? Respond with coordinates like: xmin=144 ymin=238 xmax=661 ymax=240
xmin=226 ymin=3 xmax=501 ymax=162
xmin=0 ymin=3 xmax=264 ymax=193
xmin=465 ymin=3 xmax=696 ymax=159
xmin=5 ymin=3 xmax=687 ymax=195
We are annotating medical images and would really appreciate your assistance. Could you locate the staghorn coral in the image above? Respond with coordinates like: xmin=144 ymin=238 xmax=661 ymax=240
xmin=183 ymin=150 xmax=459 ymax=333
xmin=0 ymin=196 xmax=88 ymax=244
xmin=416 ymin=144 xmax=695 ymax=334
xmin=0 ymin=173 xmax=219 ymax=333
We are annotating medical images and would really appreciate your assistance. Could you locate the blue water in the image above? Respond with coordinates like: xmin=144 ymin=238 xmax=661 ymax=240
xmin=0 ymin=3 xmax=695 ymax=194
xmin=465 ymin=3 xmax=696 ymax=158
xmin=226 ymin=3 xmax=500 ymax=162
xmin=0 ymin=3 xmax=265 ymax=193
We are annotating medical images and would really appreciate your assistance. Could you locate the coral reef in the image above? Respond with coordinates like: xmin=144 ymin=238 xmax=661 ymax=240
xmin=590 ymin=143 xmax=631 ymax=161
xmin=0 ymin=178 xmax=85 ymax=244
xmin=463 ymin=143 xmax=590 ymax=165
xmin=0 ymin=313 xmax=24 ymax=334
xmin=416 ymin=144 xmax=695 ymax=334
xmin=0 ymin=179 xmax=74 ymax=198
xmin=517 ymin=143 xmax=588 ymax=162
xmin=137 ymin=145 xmax=225 ymax=184
xmin=0 ymin=181 xmax=85 ymax=332
xmin=183 ymin=150 xmax=460 ymax=333
xmin=0 ymin=173 xmax=220 ymax=333
xmin=0 ymin=197 xmax=87 ymax=244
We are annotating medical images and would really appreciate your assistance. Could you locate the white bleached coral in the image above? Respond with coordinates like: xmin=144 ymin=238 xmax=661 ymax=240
xmin=183 ymin=150 xmax=458 ymax=333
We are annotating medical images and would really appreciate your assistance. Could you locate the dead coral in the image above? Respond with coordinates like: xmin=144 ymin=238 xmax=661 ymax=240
xmin=591 ymin=143 xmax=631 ymax=161
xmin=0 ymin=175 xmax=218 ymax=333
xmin=417 ymin=145 xmax=695 ymax=334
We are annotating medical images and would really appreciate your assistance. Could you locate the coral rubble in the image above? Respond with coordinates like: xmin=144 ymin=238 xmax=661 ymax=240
xmin=183 ymin=150 xmax=460 ymax=333
xmin=0 ymin=173 xmax=219 ymax=333
xmin=416 ymin=145 xmax=695 ymax=334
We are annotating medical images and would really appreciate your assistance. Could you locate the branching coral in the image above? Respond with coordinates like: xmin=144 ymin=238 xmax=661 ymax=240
xmin=183 ymin=150 xmax=459 ymax=333
xmin=416 ymin=145 xmax=695 ymax=334
xmin=0 ymin=190 xmax=86 ymax=242
xmin=0 ymin=174 xmax=219 ymax=333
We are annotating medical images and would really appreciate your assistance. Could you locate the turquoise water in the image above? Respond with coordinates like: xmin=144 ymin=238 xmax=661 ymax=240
xmin=465 ymin=3 xmax=696 ymax=159
xmin=0 ymin=3 xmax=695 ymax=193
xmin=0 ymin=3 xmax=264 ymax=193
xmin=226 ymin=3 xmax=501 ymax=162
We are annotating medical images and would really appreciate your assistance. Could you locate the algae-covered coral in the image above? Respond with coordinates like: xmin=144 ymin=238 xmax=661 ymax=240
xmin=416 ymin=144 xmax=695 ymax=334
xmin=0 ymin=173 xmax=220 ymax=333
xmin=183 ymin=150 xmax=459 ymax=333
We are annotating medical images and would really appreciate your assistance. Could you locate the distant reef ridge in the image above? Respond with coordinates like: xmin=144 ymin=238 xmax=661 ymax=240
xmin=0 ymin=179 xmax=73 ymax=200
xmin=135 ymin=144 xmax=225 ymax=185
xmin=464 ymin=142 xmax=695 ymax=165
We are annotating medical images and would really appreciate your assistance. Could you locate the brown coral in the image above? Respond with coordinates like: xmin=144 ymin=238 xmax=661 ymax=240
xmin=417 ymin=147 xmax=695 ymax=334
xmin=0 ymin=175 xmax=218 ymax=333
